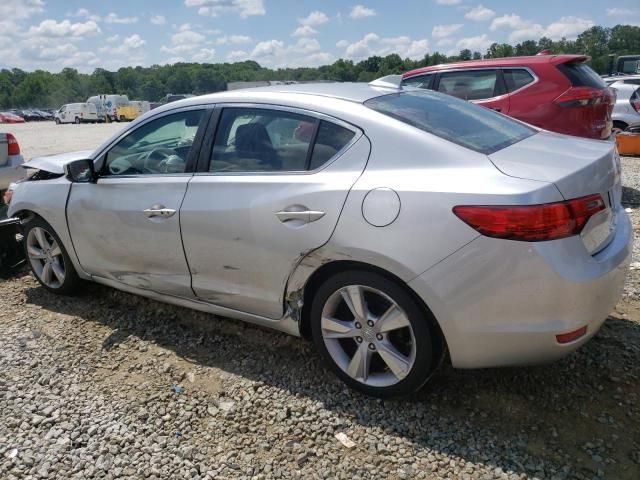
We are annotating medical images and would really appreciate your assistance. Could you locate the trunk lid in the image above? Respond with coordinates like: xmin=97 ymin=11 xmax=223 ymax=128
xmin=489 ymin=131 xmax=621 ymax=254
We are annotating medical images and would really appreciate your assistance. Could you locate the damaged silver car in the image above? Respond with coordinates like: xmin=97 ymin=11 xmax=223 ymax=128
xmin=6 ymin=78 xmax=632 ymax=397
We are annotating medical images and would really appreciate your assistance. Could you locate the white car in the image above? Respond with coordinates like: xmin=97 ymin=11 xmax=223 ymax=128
xmin=0 ymin=133 xmax=24 ymax=194
xmin=610 ymin=83 xmax=640 ymax=132
xmin=55 ymin=103 xmax=99 ymax=125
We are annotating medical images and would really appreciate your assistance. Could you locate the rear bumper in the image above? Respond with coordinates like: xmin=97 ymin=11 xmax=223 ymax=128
xmin=409 ymin=207 xmax=632 ymax=369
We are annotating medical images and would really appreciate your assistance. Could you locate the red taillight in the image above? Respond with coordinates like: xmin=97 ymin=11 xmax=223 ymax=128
xmin=453 ymin=194 xmax=606 ymax=242
xmin=554 ymin=87 xmax=608 ymax=108
xmin=556 ymin=326 xmax=587 ymax=344
xmin=6 ymin=133 xmax=20 ymax=156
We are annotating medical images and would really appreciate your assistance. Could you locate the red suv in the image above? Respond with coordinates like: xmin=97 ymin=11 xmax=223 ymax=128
xmin=402 ymin=54 xmax=615 ymax=139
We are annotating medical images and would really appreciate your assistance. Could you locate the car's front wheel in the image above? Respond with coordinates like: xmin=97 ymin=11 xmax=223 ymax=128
xmin=311 ymin=270 xmax=439 ymax=398
xmin=23 ymin=217 xmax=81 ymax=294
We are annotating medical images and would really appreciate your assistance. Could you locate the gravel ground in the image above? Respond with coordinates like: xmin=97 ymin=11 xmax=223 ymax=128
xmin=0 ymin=126 xmax=639 ymax=479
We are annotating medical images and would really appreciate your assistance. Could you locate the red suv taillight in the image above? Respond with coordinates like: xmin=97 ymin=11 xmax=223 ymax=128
xmin=6 ymin=133 xmax=20 ymax=156
xmin=453 ymin=194 xmax=606 ymax=242
xmin=554 ymin=86 xmax=609 ymax=108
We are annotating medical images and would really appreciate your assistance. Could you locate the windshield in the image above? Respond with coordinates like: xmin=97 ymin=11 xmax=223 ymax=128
xmin=364 ymin=90 xmax=535 ymax=155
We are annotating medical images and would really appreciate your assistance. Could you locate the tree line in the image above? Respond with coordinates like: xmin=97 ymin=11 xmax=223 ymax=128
xmin=1 ymin=24 xmax=638 ymax=109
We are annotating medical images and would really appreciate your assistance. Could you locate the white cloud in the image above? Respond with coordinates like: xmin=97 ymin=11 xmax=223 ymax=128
xmin=336 ymin=39 xmax=350 ymax=48
xmin=160 ymin=25 xmax=207 ymax=55
xmin=292 ymin=25 xmax=317 ymax=37
xmin=99 ymin=34 xmax=146 ymax=57
xmin=185 ymin=0 xmax=266 ymax=18
xmin=299 ymin=11 xmax=329 ymax=27
xmin=104 ymin=13 xmax=139 ymax=24
xmin=436 ymin=38 xmax=455 ymax=47
xmin=491 ymin=14 xmax=594 ymax=42
xmin=106 ymin=34 xmax=120 ymax=43
xmin=350 ymin=5 xmax=377 ymax=19
xmin=172 ymin=29 xmax=207 ymax=46
xmin=27 ymin=19 xmax=102 ymax=38
xmin=457 ymin=34 xmax=494 ymax=51
xmin=150 ymin=15 xmax=166 ymax=25
xmin=606 ymin=8 xmax=639 ymax=16
xmin=464 ymin=5 xmax=495 ymax=22
xmin=69 ymin=8 xmax=101 ymax=22
xmin=0 ymin=0 xmax=44 ymax=21
xmin=216 ymin=34 xmax=252 ymax=45
xmin=342 ymin=33 xmax=429 ymax=60
xmin=231 ymin=38 xmax=334 ymax=67
xmin=192 ymin=48 xmax=216 ymax=62
xmin=227 ymin=50 xmax=249 ymax=61
xmin=435 ymin=0 xmax=462 ymax=4
xmin=432 ymin=23 xmax=463 ymax=39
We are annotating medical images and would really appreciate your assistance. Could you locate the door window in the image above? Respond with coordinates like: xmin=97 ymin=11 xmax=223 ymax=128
xmin=437 ymin=70 xmax=501 ymax=100
xmin=402 ymin=74 xmax=433 ymax=89
xmin=210 ymin=108 xmax=317 ymax=172
xmin=503 ymin=69 xmax=535 ymax=92
xmin=104 ymin=109 xmax=205 ymax=176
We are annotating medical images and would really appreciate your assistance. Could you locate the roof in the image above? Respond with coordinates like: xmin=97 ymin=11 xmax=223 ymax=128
xmin=403 ymin=54 xmax=588 ymax=77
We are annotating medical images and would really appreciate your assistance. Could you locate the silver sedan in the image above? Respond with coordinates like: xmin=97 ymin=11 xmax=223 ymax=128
xmin=6 ymin=78 xmax=632 ymax=397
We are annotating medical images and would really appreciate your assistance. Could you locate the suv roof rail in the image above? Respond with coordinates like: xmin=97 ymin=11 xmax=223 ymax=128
xmin=369 ymin=75 xmax=403 ymax=89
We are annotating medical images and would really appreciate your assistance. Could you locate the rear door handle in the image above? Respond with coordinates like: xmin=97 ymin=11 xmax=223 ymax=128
xmin=143 ymin=205 xmax=176 ymax=218
xmin=276 ymin=209 xmax=325 ymax=224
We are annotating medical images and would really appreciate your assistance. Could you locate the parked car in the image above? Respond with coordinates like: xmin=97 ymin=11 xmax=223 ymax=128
xmin=0 ymin=112 xmax=25 ymax=123
xmin=6 ymin=79 xmax=630 ymax=397
xmin=87 ymin=95 xmax=130 ymax=122
xmin=55 ymin=103 xmax=99 ymax=124
xmin=604 ymin=74 xmax=640 ymax=87
xmin=11 ymin=109 xmax=42 ymax=122
xmin=403 ymin=54 xmax=616 ymax=140
xmin=0 ymin=133 xmax=24 ymax=193
xmin=115 ymin=104 xmax=139 ymax=122
xmin=610 ymin=83 xmax=640 ymax=132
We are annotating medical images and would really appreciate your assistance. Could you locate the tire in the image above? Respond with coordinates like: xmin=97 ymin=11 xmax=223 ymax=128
xmin=55 ymin=118 xmax=60 ymax=125
xmin=23 ymin=216 xmax=81 ymax=295
xmin=74 ymin=117 xmax=80 ymax=124
xmin=310 ymin=270 xmax=437 ymax=398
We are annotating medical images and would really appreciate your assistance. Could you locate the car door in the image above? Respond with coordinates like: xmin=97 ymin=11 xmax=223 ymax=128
xmin=435 ymin=68 xmax=510 ymax=113
xmin=180 ymin=105 xmax=370 ymax=319
xmin=66 ymin=106 xmax=211 ymax=296
xmin=59 ymin=106 xmax=67 ymax=122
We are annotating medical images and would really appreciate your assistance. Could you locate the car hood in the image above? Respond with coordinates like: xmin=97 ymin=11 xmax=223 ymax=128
xmin=22 ymin=150 xmax=94 ymax=174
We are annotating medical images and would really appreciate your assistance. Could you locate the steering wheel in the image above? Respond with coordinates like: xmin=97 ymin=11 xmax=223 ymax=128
xmin=143 ymin=148 xmax=179 ymax=174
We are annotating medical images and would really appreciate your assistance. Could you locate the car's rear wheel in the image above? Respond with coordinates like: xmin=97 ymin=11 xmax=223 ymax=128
xmin=55 ymin=118 xmax=60 ymax=125
xmin=23 ymin=217 xmax=80 ymax=294
xmin=74 ymin=117 xmax=80 ymax=124
xmin=311 ymin=271 xmax=437 ymax=398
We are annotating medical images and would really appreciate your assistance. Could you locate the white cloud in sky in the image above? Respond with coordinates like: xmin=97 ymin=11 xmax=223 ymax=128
xmin=298 ymin=11 xmax=329 ymax=27
xmin=292 ymin=25 xmax=318 ymax=37
xmin=465 ymin=5 xmax=495 ymax=22
xmin=185 ymin=0 xmax=266 ymax=18
xmin=350 ymin=5 xmax=377 ymax=19
xmin=342 ymin=33 xmax=429 ymax=60
xmin=151 ymin=15 xmax=167 ymax=25
xmin=28 ymin=19 xmax=102 ymax=38
xmin=104 ymin=13 xmax=139 ymax=24
xmin=432 ymin=24 xmax=463 ymax=39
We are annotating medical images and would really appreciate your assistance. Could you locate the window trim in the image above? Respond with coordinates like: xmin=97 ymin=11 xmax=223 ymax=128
xmin=93 ymin=105 xmax=214 ymax=178
xmin=198 ymin=103 xmax=362 ymax=176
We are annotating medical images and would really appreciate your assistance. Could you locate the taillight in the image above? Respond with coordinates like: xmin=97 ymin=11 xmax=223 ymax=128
xmin=631 ymin=98 xmax=640 ymax=113
xmin=554 ymin=87 xmax=607 ymax=108
xmin=453 ymin=194 xmax=606 ymax=242
xmin=6 ymin=133 xmax=20 ymax=156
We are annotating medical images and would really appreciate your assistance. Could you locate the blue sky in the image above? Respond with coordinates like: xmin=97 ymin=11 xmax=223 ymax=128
xmin=1 ymin=0 xmax=639 ymax=72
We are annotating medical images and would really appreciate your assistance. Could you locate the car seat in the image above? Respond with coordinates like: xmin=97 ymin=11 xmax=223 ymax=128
xmin=235 ymin=123 xmax=281 ymax=170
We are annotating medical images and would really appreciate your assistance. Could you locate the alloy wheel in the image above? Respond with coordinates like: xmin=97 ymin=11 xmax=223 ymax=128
xmin=26 ymin=227 xmax=66 ymax=289
xmin=320 ymin=285 xmax=417 ymax=388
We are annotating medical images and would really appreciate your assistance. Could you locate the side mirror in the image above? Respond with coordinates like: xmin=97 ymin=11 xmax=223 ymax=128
xmin=65 ymin=159 xmax=97 ymax=183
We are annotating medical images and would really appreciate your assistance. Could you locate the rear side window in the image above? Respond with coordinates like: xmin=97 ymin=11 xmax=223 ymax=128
xmin=503 ymin=69 xmax=535 ymax=92
xmin=437 ymin=69 xmax=502 ymax=100
xmin=402 ymin=74 xmax=432 ymax=89
xmin=309 ymin=121 xmax=355 ymax=170
xmin=557 ymin=62 xmax=606 ymax=89
xmin=365 ymin=91 xmax=535 ymax=155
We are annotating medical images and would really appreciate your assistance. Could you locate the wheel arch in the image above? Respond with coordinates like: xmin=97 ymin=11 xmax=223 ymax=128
xmin=294 ymin=259 xmax=447 ymax=364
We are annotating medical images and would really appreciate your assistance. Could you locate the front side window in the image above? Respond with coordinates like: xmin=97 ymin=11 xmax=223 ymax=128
xmin=210 ymin=108 xmax=317 ymax=172
xmin=437 ymin=69 xmax=500 ymax=100
xmin=365 ymin=91 xmax=535 ymax=155
xmin=104 ymin=109 xmax=205 ymax=176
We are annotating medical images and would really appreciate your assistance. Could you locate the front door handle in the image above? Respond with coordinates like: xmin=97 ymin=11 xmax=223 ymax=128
xmin=276 ymin=209 xmax=325 ymax=224
xmin=143 ymin=205 xmax=176 ymax=218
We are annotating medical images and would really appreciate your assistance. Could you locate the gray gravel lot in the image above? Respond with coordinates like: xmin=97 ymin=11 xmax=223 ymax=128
xmin=0 ymin=124 xmax=639 ymax=479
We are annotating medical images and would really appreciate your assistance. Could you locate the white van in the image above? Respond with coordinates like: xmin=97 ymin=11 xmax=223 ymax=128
xmin=130 ymin=100 xmax=150 ymax=115
xmin=55 ymin=103 xmax=99 ymax=124
xmin=87 ymin=94 xmax=130 ymax=122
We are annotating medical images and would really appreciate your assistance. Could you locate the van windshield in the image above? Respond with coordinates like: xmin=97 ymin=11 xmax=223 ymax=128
xmin=364 ymin=90 xmax=535 ymax=154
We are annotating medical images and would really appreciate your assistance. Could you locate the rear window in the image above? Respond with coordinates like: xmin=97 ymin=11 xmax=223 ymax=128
xmin=364 ymin=91 xmax=535 ymax=155
xmin=503 ymin=69 xmax=535 ymax=92
xmin=557 ymin=62 xmax=606 ymax=89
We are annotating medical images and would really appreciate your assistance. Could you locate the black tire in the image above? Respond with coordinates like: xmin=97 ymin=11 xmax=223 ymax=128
xmin=22 ymin=216 xmax=81 ymax=295
xmin=310 ymin=270 xmax=438 ymax=398
xmin=74 ymin=117 xmax=80 ymax=124
xmin=55 ymin=118 xmax=60 ymax=125
xmin=613 ymin=121 xmax=628 ymax=135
